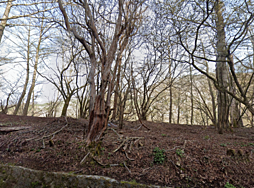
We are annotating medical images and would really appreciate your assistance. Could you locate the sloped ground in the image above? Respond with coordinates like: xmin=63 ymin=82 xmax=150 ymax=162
xmin=0 ymin=114 xmax=254 ymax=188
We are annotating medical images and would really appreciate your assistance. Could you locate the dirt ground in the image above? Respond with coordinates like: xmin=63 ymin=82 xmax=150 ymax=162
xmin=0 ymin=114 xmax=254 ymax=188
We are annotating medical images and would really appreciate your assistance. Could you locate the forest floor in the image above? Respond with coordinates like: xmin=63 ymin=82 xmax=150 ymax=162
xmin=0 ymin=114 xmax=254 ymax=188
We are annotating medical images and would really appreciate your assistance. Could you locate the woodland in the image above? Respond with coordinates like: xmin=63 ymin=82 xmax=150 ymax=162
xmin=0 ymin=0 xmax=254 ymax=187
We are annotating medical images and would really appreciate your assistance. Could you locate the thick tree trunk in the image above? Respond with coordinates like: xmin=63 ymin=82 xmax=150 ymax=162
xmin=215 ymin=0 xmax=229 ymax=133
xmin=0 ymin=0 xmax=13 ymax=42
xmin=86 ymin=94 xmax=108 ymax=144
xmin=119 ymin=103 xmax=124 ymax=129
xmin=230 ymin=99 xmax=243 ymax=127
xmin=61 ymin=96 xmax=71 ymax=117
xmin=13 ymin=27 xmax=31 ymax=115
xmin=140 ymin=112 xmax=147 ymax=121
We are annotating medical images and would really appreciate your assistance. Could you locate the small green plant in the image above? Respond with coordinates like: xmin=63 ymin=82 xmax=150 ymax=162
xmin=176 ymin=148 xmax=184 ymax=157
xmin=153 ymin=147 xmax=165 ymax=164
xmin=31 ymin=181 xmax=39 ymax=188
xmin=224 ymin=182 xmax=236 ymax=188
xmin=161 ymin=134 xmax=166 ymax=137
xmin=36 ymin=149 xmax=41 ymax=153
xmin=107 ymin=152 xmax=112 ymax=159
xmin=220 ymin=143 xmax=227 ymax=147
xmin=204 ymin=135 xmax=210 ymax=140
xmin=240 ymin=142 xmax=248 ymax=147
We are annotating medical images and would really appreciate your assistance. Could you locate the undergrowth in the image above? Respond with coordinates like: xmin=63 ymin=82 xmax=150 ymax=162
xmin=153 ymin=147 xmax=165 ymax=164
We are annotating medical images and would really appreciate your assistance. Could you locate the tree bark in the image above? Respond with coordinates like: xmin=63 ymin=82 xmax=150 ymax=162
xmin=215 ymin=0 xmax=229 ymax=133
xmin=61 ymin=96 xmax=71 ymax=117
xmin=0 ymin=0 xmax=13 ymax=42
xmin=112 ymin=55 xmax=122 ymax=120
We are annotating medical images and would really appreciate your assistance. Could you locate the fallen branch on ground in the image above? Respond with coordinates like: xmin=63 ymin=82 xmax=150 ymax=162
xmin=125 ymin=151 xmax=135 ymax=161
xmin=80 ymin=150 xmax=119 ymax=167
xmin=123 ymin=161 xmax=131 ymax=174
xmin=25 ymin=117 xmax=69 ymax=142
xmin=0 ymin=126 xmax=30 ymax=133
xmin=80 ymin=151 xmax=90 ymax=165
xmin=25 ymin=123 xmax=68 ymax=141
xmin=108 ymin=127 xmax=122 ymax=139
xmin=113 ymin=136 xmax=144 ymax=153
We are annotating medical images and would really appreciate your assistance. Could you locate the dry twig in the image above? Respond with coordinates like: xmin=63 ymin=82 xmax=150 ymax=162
xmin=108 ymin=127 xmax=122 ymax=139
xmin=123 ymin=161 xmax=131 ymax=174
xmin=25 ymin=118 xmax=69 ymax=142
xmin=80 ymin=151 xmax=90 ymax=165
xmin=125 ymin=151 xmax=135 ymax=161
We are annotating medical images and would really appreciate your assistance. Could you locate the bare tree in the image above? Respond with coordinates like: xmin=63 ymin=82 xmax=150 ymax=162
xmin=168 ymin=0 xmax=254 ymax=131
xmin=22 ymin=17 xmax=47 ymax=116
xmin=57 ymin=0 xmax=147 ymax=144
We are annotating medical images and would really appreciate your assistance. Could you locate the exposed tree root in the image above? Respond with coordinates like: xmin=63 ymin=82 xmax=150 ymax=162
xmin=113 ymin=136 xmax=144 ymax=153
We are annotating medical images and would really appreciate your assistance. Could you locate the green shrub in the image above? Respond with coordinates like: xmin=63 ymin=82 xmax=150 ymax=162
xmin=224 ymin=182 xmax=236 ymax=188
xmin=153 ymin=147 xmax=165 ymax=164
xmin=176 ymin=148 xmax=184 ymax=157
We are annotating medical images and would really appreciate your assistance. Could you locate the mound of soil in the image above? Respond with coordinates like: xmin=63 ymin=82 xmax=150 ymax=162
xmin=0 ymin=114 xmax=254 ymax=187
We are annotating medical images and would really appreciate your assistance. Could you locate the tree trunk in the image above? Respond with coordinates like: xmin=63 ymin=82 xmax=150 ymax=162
xmin=86 ymin=94 xmax=108 ymax=144
xmin=61 ymin=96 xmax=71 ymax=117
xmin=13 ymin=26 xmax=31 ymax=115
xmin=140 ymin=111 xmax=147 ymax=121
xmin=169 ymin=86 xmax=173 ymax=124
xmin=190 ymin=65 xmax=194 ymax=125
xmin=32 ymin=90 xmax=35 ymax=116
xmin=23 ymin=20 xmax=43 ymax=116
xmin=177 ymin=93 xmax=181 ymax=124
xmin=215 ymin=0 xmax=229 ymax=133
xmin=229 ymin=55 xmax=243 ymax=127
xmin=0 ymin=0 xmax=13 ymax=42
xmin=206 ymin=62 xmax=217 ymax=125
xmin=249 ymin=29 xmax=254 ymax=127
xmin=112 ymin=55 xmax=122 ymax=120
xmin=119 ymin=103 xmax=124 ymax=129
xmin=168 ymin=52 xmax=173 ymax=124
